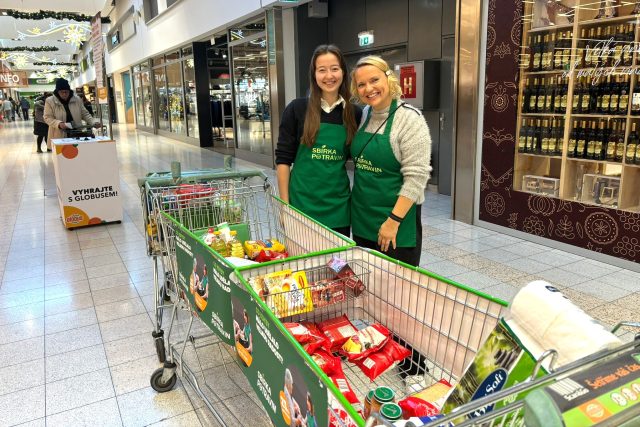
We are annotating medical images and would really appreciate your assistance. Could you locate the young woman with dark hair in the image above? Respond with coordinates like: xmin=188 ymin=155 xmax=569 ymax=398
xmin=275 ymin=44 xmax=362 ymax=236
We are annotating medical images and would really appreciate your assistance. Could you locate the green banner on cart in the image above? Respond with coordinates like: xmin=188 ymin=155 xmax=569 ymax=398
xmin=231 ymin=282 xmax=329 ymax=427
xmin=174 ymin=226 xmax=235 ymax=345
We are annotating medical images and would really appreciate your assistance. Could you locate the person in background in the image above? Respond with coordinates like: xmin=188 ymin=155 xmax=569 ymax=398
xmin=12 ymin=97 xmax=20 ymax=120
xmin=43 ymin=78 xmax=99 ymax=142
xmin=2 ymin=97 xmax=13 ymax=122
xmin=275 ymin=44 xmax=362 ymax=237
xmin=33 ymin=92 xmax=51 ymax=153
xmin=350 ymin=55 xmax=432 ymax=267
xmin=20 ymin=97 xmax=30 ymax=120
xmin=79 ymin=93 xmax=94 ymax=116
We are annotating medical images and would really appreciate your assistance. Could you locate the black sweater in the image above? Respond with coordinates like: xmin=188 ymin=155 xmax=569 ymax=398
xmin=275 ymin=97 xmax=363 ymax=165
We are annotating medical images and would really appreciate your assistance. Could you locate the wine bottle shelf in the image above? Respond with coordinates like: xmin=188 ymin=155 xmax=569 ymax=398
xmin=527 ymin=23 xmax=574 ymax=34
xmin=566 ymin=157 xmax=623 ymax=166
xmin=522 ymin=69 xmax=570 ymax=75
xmin=518 ymin=152 xmax=563 ymax=160
xmin=623 ymin=162 xmax=640 ymax=168
xmin=571 ymin=114 xmax=629 ymax=118
xmin=521 ymin=112 xmax=566 ymax=116
xmin=579 ymin=15 xmax=640 ymax=27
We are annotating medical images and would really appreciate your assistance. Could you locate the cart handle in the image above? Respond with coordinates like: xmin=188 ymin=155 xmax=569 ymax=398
xmin=529 ymin=349 xmax=558 ymax=381
xmin=611 ymin=321 xmax=640 ymax=335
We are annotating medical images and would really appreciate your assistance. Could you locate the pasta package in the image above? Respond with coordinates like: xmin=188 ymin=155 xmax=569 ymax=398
xmin=249 ymin=270 xmax=313 ymax=318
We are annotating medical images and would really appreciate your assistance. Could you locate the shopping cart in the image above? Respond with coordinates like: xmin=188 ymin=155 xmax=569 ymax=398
xmin=231 ymin=246 xmax=509 ymax=427
xmin=138 ymin=167 xmax=269 ymax=363
xmin=150 ymin=180 xmax=355 ymax=426
xmin=362 ymin=323 xmax=640 ymax=427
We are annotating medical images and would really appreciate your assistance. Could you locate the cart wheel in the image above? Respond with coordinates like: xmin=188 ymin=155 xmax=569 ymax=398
xmin=152 ymin=330 xmax=166 ymax=363
xmin=161 ymin=285 xmax=171 ymax=302
xmin=150 ymin=367 xmax=177 ymax=393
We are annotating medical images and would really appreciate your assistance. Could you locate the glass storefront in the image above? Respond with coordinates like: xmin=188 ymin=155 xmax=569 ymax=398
xmin=132 ymin=45 xmax=198 ymax=139
xmin=231 ymin=35 xmax=271 ymax=156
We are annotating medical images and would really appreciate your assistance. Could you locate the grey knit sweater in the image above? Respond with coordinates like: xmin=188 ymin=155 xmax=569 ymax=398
xmin=359 ymin=102 xmax=432 ymax=204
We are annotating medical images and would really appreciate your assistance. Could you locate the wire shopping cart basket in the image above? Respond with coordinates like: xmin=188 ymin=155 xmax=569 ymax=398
xmin=138 ymin=167 xmax=268 ymax=363
xmin=229 ymin=247 xmax=509 ymax=427
xmin=150 ymin=181 xmax=355 ymax=426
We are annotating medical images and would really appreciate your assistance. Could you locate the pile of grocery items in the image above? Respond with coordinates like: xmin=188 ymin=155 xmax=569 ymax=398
xmin=201 ymin=222 xmax=288 ymax=265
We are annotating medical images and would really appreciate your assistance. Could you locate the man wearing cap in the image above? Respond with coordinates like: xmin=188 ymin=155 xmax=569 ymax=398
xmin=43 ymin=78 xmax=100 ymax=149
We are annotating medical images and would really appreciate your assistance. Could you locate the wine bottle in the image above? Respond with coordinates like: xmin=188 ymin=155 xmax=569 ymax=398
xmin=577 ymin=121 xmax=589 ymax=158
xmin=554 ymin=78 xmax=563 ymax=113
xmin=584 ymin=28 xmax=594 ymax=67
xmin=619 ymin=76 xmax=630 ymax=114
xmin=635 ymin=142 xmax=640 ymax=165
xmin=601 ymin=76 xmax=611 ymax=114
xmin=529 ymin=78 xmax=539 ymax=113
xmin=594 ymin=121 xmax=605 ymax=160
xmin=573 ymin=77 xmax=582 ymax=113
xmin=534 ymin=119 xmax=542 ymax=153
xmin=626 ymin=122 xmax=639 ymax=163
xmin=579 ymin=78 xmax=590 ymax=114
xmin=533 ymin=35 xmax=543 ymax=71
xmin=549 ymin=119 xmax=558 ymax=155
xmin=602 ymin=26 xmax=612 ymax=67
xmin=623 ymin=23 xmax=634 ymax=66
xmin=541 ymin=119 xmax=551 ymax=154
xmin=615 ymin=122 xmax=626 ymax=162
xmin=561 ymin=77 xmax=569 ymax=111
xmin=610 ymin=76 xmax=620 ymax=115
xmin=606 ymin=122 xmax=617 ymax=161
xmin=586 ymin=121 xmax=598 ymax=159
xmin=568 ymin=120 xmax=579 ymax=157
xmin=527 ymin=119 xmax=536 ymax=153
xmin=612 ymin=24 xmax=624 ymax=66
xmin=545 ymin=76 xmax=555 ymax=113
xmin=554 ymin=32 xmax=563 ymax=70
xmin=537 ymin=78 xmax=547 ymax=113
xmin=563 ymin=31 xmax=572 ymax=68
xmin=518 ymin=119 xmax=528 ymax=153
xmin=632 ymin=77 xmax=640 ymax=115
xmin=589 ymin=77 xmax=599 ymax=113
xmin=554 ymin=119 xmax=564 ymax=156
xmin=523 ymin=78 xmax=531 ymax=113
xmin=543 ymin=34 xmax=553 ymax=71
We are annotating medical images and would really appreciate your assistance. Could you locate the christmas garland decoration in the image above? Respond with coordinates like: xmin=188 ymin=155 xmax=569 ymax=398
xmin=33 ymin=61 xmax=76 ymax=66
xmin=5 ymin=10 xmax=110 ymax=23
xmin=0 ymin=46 xmax=59 ymax=52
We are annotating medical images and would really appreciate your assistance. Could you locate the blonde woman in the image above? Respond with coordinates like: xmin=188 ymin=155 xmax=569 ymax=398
xmin=350 ymin=56 xmax=432 ymax=266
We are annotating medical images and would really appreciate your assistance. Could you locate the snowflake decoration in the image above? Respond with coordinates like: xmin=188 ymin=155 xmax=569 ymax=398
xmin=50 ymin=21 xmax=57 ymax=29
xmin=16 ymin=33 xmax=25 ymax=41
xmin=13 ymin=54 xmax=28 ymax=69
xmin=63 ymin=24 xmax=88 ymax=48
xmin=0 ymin=52 xmax=8 ymax=60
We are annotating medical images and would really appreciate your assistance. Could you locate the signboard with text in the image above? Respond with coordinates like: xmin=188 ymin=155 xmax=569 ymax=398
xmin=91 ymin=12 xmax=104 ymax=89
xmin=0 ymin=71 xmax=28 ymax=88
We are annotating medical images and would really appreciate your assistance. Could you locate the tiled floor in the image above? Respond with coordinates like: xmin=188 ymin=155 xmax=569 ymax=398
xmin=0 ymin=119 xmax=638 ymax=426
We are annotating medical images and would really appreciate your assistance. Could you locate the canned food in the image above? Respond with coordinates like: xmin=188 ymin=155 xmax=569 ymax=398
xmin=379 ymin=402 xmax=403 ymax=422
xmin=364 ymin=390 xmax=374 ymax=419
xmin=371 ymin=386 xmax=395 ymax=414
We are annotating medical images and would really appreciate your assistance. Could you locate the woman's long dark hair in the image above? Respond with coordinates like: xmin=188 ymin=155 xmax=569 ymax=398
xmin=301 ymin=44 xmax=357 ymax=147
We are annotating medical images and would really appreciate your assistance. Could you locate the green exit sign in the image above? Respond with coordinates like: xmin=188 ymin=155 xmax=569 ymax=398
xmin=358 ymin=31 xmax=374 ymax=47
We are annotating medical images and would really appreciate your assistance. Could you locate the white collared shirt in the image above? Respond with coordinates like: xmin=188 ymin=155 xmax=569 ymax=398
xmin=320 ymin=95 xmax=345 ymax=113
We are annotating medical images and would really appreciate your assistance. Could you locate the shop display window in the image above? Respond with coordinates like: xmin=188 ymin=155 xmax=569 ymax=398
xmin=154 ymin=66 xmax=169 ymax=131
xmin=515 ymin=0 xmax=640 ymax=212
xmin=166 ymin=61 xmax=186 ymax=135
xmin=135 ymin=73 xmax=145 ymax=126
xmin=183 ymin=59 xmax=199 ymax=139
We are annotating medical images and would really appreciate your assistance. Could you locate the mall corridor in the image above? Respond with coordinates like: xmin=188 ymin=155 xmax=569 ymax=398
xmin=0 ymin=120 xmax=639 ymax=426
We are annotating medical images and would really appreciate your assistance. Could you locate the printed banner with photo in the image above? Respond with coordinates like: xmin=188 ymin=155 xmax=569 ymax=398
xmin=231 ymin=282 xmax=329 ymax=427
xmin=174 ymin=226 xmax=235 ymax=345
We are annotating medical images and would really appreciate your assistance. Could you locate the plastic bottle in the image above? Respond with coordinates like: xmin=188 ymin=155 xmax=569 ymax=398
xmin=211 ymin=231 xmax=228 ymax=256
xmin=227 ymin=230 xmax=245 ymax=258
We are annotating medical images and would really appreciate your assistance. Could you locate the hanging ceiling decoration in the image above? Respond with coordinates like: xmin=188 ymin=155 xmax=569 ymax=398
xmin=0 ymin=51 xmax=76 ymax=70
xmin=33 ymin=61 xmax=76 ymax=66
xmin=16 ymin=22 xmax=91 ymax=48
xmin=0 ymin=46 xmax=59 ymax=52
xmin=4 ymin=9 xmax=110 ymax=23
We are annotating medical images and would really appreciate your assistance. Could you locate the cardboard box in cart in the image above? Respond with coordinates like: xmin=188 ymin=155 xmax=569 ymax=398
xmin=52 ymin=136 xmax=123 ymax=229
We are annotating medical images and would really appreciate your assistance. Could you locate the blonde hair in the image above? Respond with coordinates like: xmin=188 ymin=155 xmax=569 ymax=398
xmin=350 ymin=55 xmax=402 ymax=102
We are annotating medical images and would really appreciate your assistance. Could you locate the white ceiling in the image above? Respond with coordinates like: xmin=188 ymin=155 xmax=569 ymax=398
xmin=0 ymin=0 xmax=108 ymax=78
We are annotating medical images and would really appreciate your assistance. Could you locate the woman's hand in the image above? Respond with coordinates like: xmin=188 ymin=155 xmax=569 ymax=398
xmin=378 ymin=218 xmax=400 ymax=252
xmin=58 ymin=122 xmax=68 ymax=129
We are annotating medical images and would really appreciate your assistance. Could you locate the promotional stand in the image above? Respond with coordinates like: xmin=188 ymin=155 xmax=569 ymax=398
xmin=51 ymin=135 xmax=122 ymax=229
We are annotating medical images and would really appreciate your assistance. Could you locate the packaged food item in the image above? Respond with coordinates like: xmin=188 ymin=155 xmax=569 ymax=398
xmin=243 ymin=239 xmax=287 ymax=259
xmin=216 ymin=222 xmax=232 ymax=242
xmin=203 ymin=227 xmax=216 ymax=246
xmin=249 ymin=270 xmax=313 ymax=317
xmin=397 ymin=396 xmax=439 ymax=418
xmin=329 ymin=365 xmax=360 ymax=405
xmin=371 ymin=386 xmax=395 ymax=414
xmin=379 ymin=402 xmax=403 ymax=422
xmin=175 ymin=184 xmax=214 ymax=206
xmin=264 ymin=238 xmax=286 ymax=253
xmin=243 ymin=240 xmax=264 ymax=259
xmin=318 ymin=315 xmax=358 ymax=351
xmin=327 ymin=256 xmax=365 ymax=296
xmin=341 ymin=323 xmax=391 ymax=362
xmin=411 ymin=379 xmax=452 ymax=411
xmin=355 ymin=339 xmax=411 ymax=381
xmin=310 ymin=278 xmax=346 ymax=308
xmin=254 ymin=249 xmax=289 ymax=263
xmin=301 ymin=322 xmax=330 ymax=353
xmin=283 ymin=322 xmax=328 ymax=354
xmin=227 ymin=231 xmax=245 ymax=258
xmin=310 ymin=349 xmax=341 ymax=375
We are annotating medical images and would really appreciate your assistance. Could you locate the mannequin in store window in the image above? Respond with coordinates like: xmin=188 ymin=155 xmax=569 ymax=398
xmin=350 ymin=56 xmax=432 ymax=267
xmin=275 ymin=44 xmax=362 ymax=236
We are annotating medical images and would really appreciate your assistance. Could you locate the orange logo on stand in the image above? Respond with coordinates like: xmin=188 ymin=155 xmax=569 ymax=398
xmin=63 ymin=206 xmax=89 ymax=227
xmin=280 ymin=391 xmax=291 ymax=425
xmin=579 ymin=401 xmax=611 ymax=422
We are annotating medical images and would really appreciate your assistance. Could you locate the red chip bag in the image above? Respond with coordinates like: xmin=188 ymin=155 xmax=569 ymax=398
xmin=284 ymin=322 xmax=329 ymax=354
xmin=318 ymin=315 xmax=357 ymax=351
xmin=329 ymin=364 xmax=359 ymax=405
xmin=283 ymin=322 xmax=312 ymax=343
xmin=254 ymin=250 xmax=289 ymax=263
xmin=398 ymin=396 xmax=440 ymax=418
xmin=340 ymin=323 xmax=391 ymax=362
xmin=355 ymin=339 xmax=411 ymax=381
xmin=310 ymin=349 xmax=341 ymax=375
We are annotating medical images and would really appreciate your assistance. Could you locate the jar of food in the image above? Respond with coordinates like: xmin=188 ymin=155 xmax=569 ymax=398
xmin=363 ymin=390 xmax=374 ymax=419
xmin=379 ymin=402 xmax=403 ymax=423
xmin=371 ymin=386 xmax=395 ymax=415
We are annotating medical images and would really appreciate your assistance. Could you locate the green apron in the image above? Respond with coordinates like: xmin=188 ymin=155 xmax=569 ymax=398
xmin=350 ymin=100 xmax=417 ymax=246
xmin=289 ymin=122 xmax=350 ymax=229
